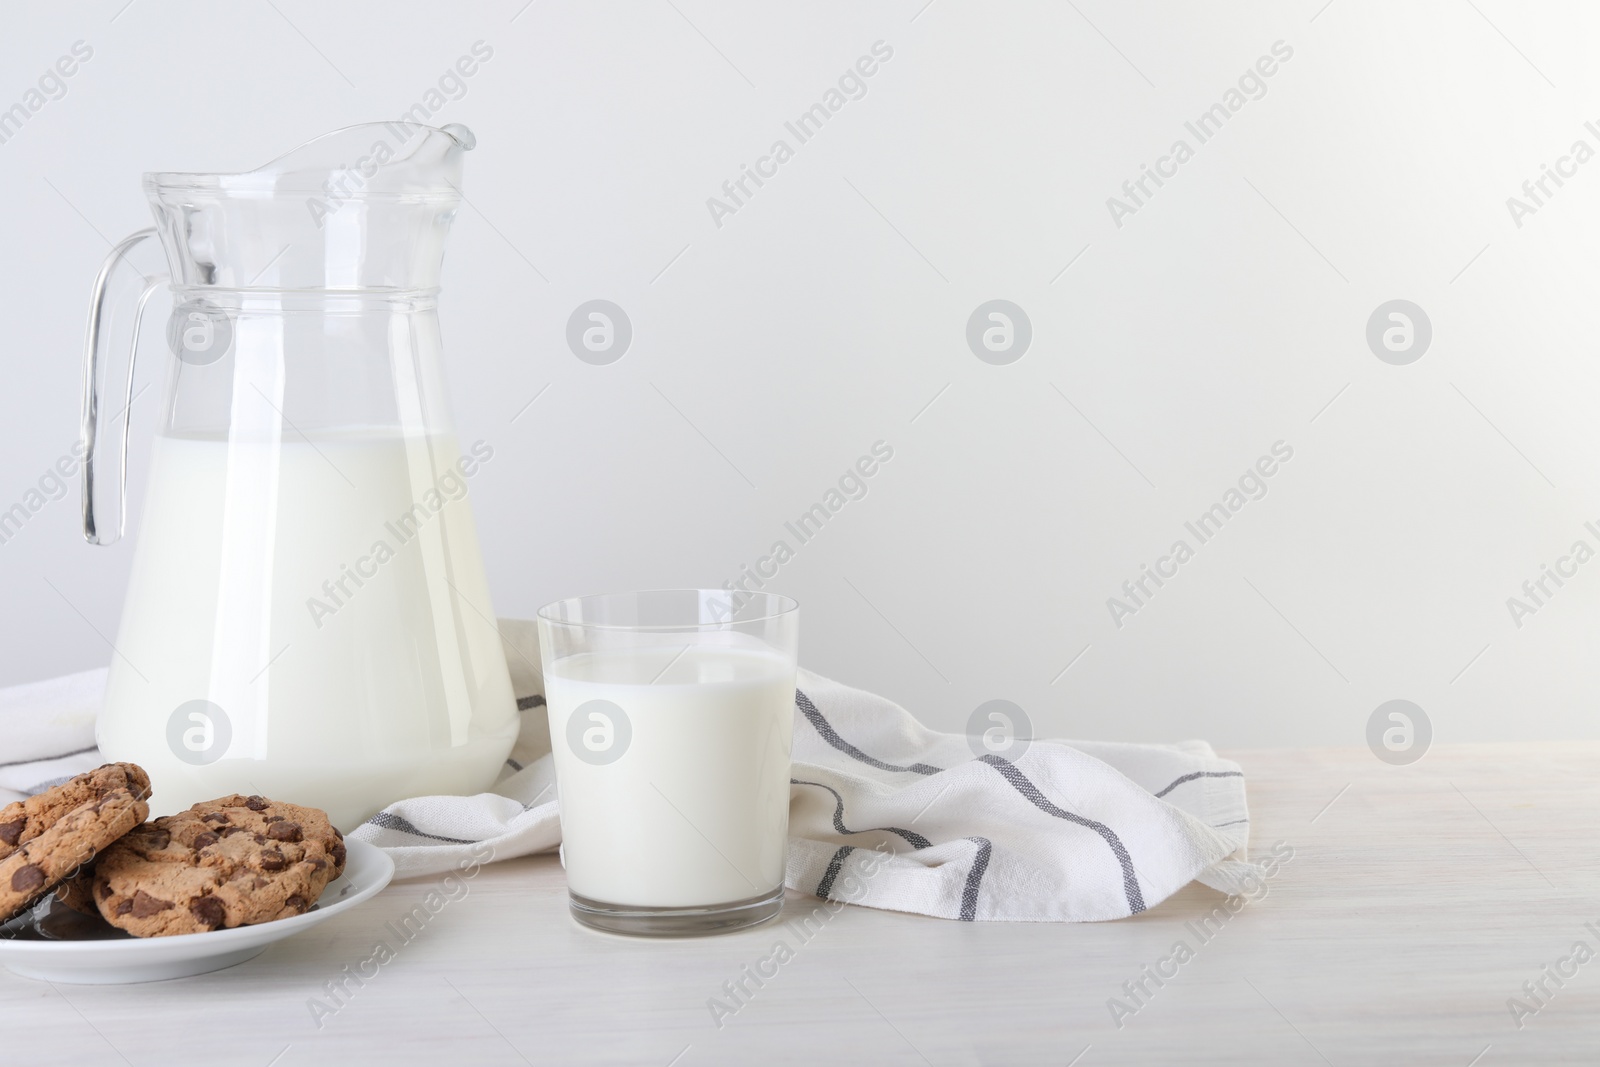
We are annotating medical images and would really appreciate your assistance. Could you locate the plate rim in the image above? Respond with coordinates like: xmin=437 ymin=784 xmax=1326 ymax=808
xmin=0 ymin=839 xmax=394 ymax=956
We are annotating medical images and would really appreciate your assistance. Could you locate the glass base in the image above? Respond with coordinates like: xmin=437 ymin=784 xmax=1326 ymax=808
xmin=568 ymin=886 xmax=784 ymax=937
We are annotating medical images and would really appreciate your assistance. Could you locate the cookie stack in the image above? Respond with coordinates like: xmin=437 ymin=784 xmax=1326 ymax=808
xmin=0 ymin=764 xmax=346 ymax=937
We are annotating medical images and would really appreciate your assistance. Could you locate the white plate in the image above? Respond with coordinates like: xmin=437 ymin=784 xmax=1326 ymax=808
xmin=0 ymin=839 xmax=394 ymax=984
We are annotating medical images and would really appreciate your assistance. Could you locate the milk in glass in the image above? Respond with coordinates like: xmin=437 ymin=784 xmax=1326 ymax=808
xmin=545 ymin=643 xmax=794 ymax=908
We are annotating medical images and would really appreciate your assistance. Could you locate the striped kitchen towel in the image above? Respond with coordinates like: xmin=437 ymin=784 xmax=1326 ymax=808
xmin=0 ymin=619 xmax=1255 ymax=922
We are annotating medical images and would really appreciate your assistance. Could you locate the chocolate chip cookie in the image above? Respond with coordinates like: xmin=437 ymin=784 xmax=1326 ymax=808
xmin=94 ymin=794 xmax=345 ymax=937
xmin=53 ymin=865 xmax=98 ymax=916
xmin=0 ymin=788 xmax=148 ymax=923
xmin=0 ymin=762 xmax=150 ymax=860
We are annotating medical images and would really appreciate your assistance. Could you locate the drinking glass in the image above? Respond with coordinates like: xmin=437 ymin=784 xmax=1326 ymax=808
xmin=537 ymin=590 xmax=798 ymax=935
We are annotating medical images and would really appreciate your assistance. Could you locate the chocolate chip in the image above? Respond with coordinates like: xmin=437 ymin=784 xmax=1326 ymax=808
xmin=99 ymin=881 xmax=113 ymax=900
xmin=265 ymin=815 xmax=284 ymax=823
xmin=260 ymin=850 xmax=286 ymax=872
xmin=192 ymin=831 xmax=219 ymax=850
xmin=143 ymin=829 xmax=172 ymax=850
xmin=245 ymin=796 xmax=269 ymax=811
xmin=267 ymin=822 xmax=302 ymax=843
xmin=130 ymin=890 xmax=174 ymax=918
xmin=10 ymin=865 xmax=45 ymax=893
xmin=311 ymin=858 xmax=326 ymax=871
xmin=190 ymin=896 xmax=225 ymax=929
xmin=0 ymin=818 xmax=23 ymax=847
xmin=218 ymin=826 xmax=242 ymax=837
xmin=202 ymin=812 xmax=230 ymax=824
xmin=115 ymin=898 xmax=132 ymax=916
xmin=253 ymin=834 xmax=268 ymax=845
xmin=286 ymin=894 xmax=308 ymax=913
xmin=331 ymin=841 xmax=346 ymax=868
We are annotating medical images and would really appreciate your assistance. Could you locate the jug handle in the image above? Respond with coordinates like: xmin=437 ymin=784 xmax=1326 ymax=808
xmin=78 ymin=228 xmax=167 ymax=545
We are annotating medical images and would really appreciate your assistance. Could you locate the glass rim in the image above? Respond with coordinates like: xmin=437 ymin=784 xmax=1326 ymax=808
xmin=535 ymin=588 xmax=798 ymax=632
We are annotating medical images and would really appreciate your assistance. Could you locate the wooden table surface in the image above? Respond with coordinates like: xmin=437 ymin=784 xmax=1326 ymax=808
xmin=6 ymin=742 xmax=1598 ymax=1066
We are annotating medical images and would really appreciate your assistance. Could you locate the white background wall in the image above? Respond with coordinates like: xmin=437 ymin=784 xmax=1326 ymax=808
xmin=3 ymin=0 xmax=1599 ymax=749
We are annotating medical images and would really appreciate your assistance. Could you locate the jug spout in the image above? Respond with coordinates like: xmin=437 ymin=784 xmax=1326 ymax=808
xmin=142 ymin=122 xmax=476 ymax=291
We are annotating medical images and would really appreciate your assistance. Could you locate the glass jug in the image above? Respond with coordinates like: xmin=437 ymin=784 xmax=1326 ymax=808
xmin=79 ymin=122 xmax=518 ymax=830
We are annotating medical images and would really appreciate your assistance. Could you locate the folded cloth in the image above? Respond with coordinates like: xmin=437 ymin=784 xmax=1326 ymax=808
xmin=0 ymin=666 xmax=104 ymax=800
xmin=0 ymin=620 xmax=1256 ymax=921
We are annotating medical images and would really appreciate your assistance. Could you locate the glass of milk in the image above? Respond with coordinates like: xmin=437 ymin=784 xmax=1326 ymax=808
xmin=538 ymin=590 xmax=798 ymax=936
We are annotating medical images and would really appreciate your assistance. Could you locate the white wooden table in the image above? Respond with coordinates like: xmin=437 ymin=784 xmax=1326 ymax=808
xmin=7 ymin=743 xmax=1598 ymax=1066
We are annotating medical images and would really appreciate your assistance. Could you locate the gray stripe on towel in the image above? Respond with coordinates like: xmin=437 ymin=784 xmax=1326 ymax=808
xmin=0 ymin=744 xmax=98 ymax=770
xmin=978 ymin=754 xmax=1146 ymax=915
xmin=959 ymin=837 xmax=992 ymax=921
xmin=817 ymin=845 xmax=854 ymax=899
xmin=364 ymin=810 xmax=476 ymax=845
xmin=791 ymin=778 xmax=932 ymax=849
xmin=795 ymin=689 xmax=942 ymax=776
xmin=1153 ymin=770 xmax=1243 ymax=799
